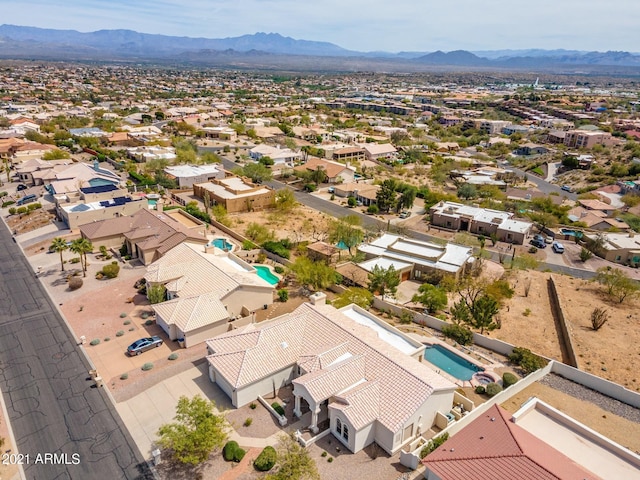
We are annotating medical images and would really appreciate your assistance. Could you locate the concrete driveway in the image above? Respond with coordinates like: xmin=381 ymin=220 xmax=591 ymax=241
xmin=116 ymin=363 xmax=234 ymax=458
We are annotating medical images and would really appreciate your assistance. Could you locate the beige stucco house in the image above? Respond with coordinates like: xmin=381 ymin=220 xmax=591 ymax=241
xmin=146 ymin=242 xmax=275 ymax=347
xmin=206 ymin=297 xmax=456 ymax=455
xmin=193 ymin=177 xmax=275 ymax=213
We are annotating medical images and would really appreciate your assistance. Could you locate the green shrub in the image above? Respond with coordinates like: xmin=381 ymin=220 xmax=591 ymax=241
xmin=141 ymin=362 xmax=154 ymax=371
xmin=123 ymin=319 xmax=131 ymax=325
xmin=508 ymin=347 xmax=548 ymax=374
xmin=116 ymin=330 xmax=125 ymax=337
xmin=242 ymin=240 xmax=257 ymax=250
xmin=128 ymin=327 xmax=135 ymax=332
xmin=441 ymin=324 xmax=474 ymax=346
xmin=262 ymin=240 xmax=291 ymax=259
xmin=474 ymin=386 xmax=486 ymax=394
xmin=144 ymin=319 xmax=154 ymax=326
xmin=243 ymin=417 xmax=252 ymax=427
xmin=3 ymin=201 xmax=16 ymax=208
xmin=140 ymin=311 xmax=150 ymax=319
xmin=120 ymin=312 xmax=127 ymax=318
xmin=168 ymin=353 xmax=179 ymax=361
xmin=0 ymin=191 xmax=6 ymax=197
xmin=321 ymin=451 xmax=327 ymax=457
xmin=68 ymin=277 xmax=83 ymax=290
xmin=502 ymin=372 xmax=518 ymax=388
xmin=274 ymin=266 xmax=285 ymax=274
xmin=485 ymin=382 xmax=503 ymax=397
xmin=104 ymin=337 xmax=110 ymax=342
xmin=89 ymin=338 xmax=100 ymax=346
xmin=367 ymin=204 xmax=379 ymax=214
xmin=250 ymin=402 xmax=257 ymax=409
xmin=8 ymin=207 xmax=16 ymax=215
xmin=223 ymin=441 xmax=245 ymax=462
xmin=16 ymin=206 xmax=27 ymax=214
xmin=120 ymin=373 xmax=129 ymax=380
xmin=271 ymin=402 xmax=285 ymax=416
xmin=277 ymin=289 xmax=288 ymax=302
xmin=101 ymin=262 xmax=120 ymax=278
xmin=327 ymin=457 xmax=333 ymax=463
xmin=27 ymin=203 xmax=41 ymax=211
xmin=419 ymin=433 xmax=449 ymax=459
xmin=69 ymin=257 xmax=81 ymax=264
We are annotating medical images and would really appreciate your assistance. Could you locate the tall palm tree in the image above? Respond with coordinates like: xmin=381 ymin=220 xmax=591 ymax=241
xmin=49 ymin=237 xmax=68 ymax=272
xmin=70 ymin=238 xmax=93 ymax=277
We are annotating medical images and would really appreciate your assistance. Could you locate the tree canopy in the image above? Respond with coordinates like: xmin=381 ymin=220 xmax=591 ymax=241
xmin=412 ymin=283 xmax=448 ymax=314
xmin=332 ymin=287 xmax=374 ymax=309
xmin=265 ymin=433 xmax=320 ymax=480
xmin=327 ymin=215 xmax=363 ymax=255
xmin=594 ymin=267 xmax=639 ymax=303
xmin=291 ymin=257 xmax=341 ymax=291
xmin=375 ymin=179 xmax=397 ymax=213
xmin=156 ymin=395 xmax=228 ymax=466
xmin=367 ymin=264 xmax=400 ymax=300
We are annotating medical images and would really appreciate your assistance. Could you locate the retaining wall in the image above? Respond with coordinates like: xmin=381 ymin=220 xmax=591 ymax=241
xmin=547 ymin=276 xmax=580 ymax=368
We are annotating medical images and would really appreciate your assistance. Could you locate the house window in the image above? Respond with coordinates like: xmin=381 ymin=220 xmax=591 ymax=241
xmin=615 ymin=255 xmax=622 ymax=262
xmin=342 ymin=424 xmax=349 ymax=441
xmin=336 ymin=418 xmax=342 ymax=434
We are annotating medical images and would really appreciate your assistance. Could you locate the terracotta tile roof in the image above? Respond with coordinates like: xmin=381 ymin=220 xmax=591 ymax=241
xmin=297 ymin=342 xmax=350 ymax=372
xmin=153 ymin=292 xmax=229 ymax=333
xmin=207 ymin=302 xmax=455 ymax=432
xmin=423 ymin=404 xmax=600 ymax=480
xmin=293 ymin=355 xmax=366 ymax=402
xmin=294 ymin=157 xmax=350 ymax=179
xmin=329 ymin=380 xmax=380 ymax=429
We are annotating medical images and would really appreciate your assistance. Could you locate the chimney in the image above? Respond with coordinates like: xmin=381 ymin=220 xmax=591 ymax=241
xmin=630 ymin=232 xmax=635 ymax=238
xmin=309 ymin=292 xmax=327 ymax=306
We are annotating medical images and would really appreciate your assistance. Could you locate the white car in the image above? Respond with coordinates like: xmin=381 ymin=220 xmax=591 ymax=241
xmin=552 ymin=242 xmax=565 ymax=253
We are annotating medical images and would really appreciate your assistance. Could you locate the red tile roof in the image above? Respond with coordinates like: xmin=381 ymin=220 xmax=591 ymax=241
xmin=423 ymin=404 xmax=600 ymax=480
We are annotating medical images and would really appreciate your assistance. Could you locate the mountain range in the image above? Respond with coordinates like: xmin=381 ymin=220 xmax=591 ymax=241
xmin=1 ymin=24 xmax=639 ymax=73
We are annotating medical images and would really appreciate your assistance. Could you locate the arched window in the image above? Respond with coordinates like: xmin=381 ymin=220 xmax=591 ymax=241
xmin=342 ymin=424 xmax=349 ymax=441
xmin=336 ymin=418 xmax=342 ymax=434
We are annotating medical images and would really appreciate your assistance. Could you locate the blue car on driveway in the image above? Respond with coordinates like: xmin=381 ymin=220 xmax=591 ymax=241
xmin=127 ymin=336 xmax=163 ymax=356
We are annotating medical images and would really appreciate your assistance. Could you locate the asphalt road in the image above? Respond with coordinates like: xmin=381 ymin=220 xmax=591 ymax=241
xmin=0 ymin=224 xmax=152 ymax=479
xmin=216 ymin=155 xmax=596 ymax=280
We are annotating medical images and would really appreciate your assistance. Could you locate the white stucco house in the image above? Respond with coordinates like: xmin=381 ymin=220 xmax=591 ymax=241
xmin=206 ymin=296 xmax=456 ymax=454
xmin=145 ymin=242 xmax=275 ymax=347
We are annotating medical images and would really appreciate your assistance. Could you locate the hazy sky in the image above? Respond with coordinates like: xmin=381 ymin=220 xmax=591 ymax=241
xmin=1 ymin=0 xmax=638 ymax=52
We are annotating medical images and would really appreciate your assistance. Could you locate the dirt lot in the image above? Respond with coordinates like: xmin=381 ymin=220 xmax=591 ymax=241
xmin=494 ymin=269 xmax=640 ymax=392
xmin=6 ymin=208 xmax=56 ymax=235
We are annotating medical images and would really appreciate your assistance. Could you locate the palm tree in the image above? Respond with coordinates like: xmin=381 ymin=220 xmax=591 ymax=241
xmin=70 ymin=238 xmax=93 ymax=277
xmin=49 ymin=237 xmax=68 ymax=272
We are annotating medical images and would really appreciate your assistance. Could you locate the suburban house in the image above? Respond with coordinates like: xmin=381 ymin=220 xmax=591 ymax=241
xmin=193 ymin=177 xmax=275 ymax=213
xmin=429 ymin=201 xmax=532 ymax=245
xmin=56 ymin=185 xmax=147 ymax=230
xmin=422 ymin=403 xmax=603 ymax=480
xmin=146 ymin=242 xmax=274 ymax=347
xmin=333 ymin=182 xmax=380 ymax=206
xmin=126 ymin=145 xmax=176 ymax=163
xmin=449 ymin=168 xmax=508 ymax=190
xmin=0 ymin=138 xmax=59 ymax=163
xmin=164 ymin=164 xmax=225 ymax=188
xmin=362 ymin=143 xmax=397 ymax=161
xmin=567 ymin=206 xmax=629 ymax=231
xmin=79 ymin=207 xmax=208 ymax=264
xmin=514 ymin=143 xmax=550 ymax=156
xmin=294 ymin=157 xmax=356 ymax=184
xmin=44 ymin=161 xmax=123 ymax=194
xmin=583 ymin=232 xmax=640 ymax=266
xmin=206 ymin=298 xmax=456 ymax=454
xmin=201 ymin=126 xmax=237 ymax=141
xmin=291 ymin=126 xmax=330 ymax=142
xmin=331 ymin=147 xmax=366 ymax=164
xmin=249 ymin=144 xmax=302 ymax=166
xmin=357 ymin=233 xmax=474 ymax=282
xmin=15 ymin=158 xmax=72 ymax=185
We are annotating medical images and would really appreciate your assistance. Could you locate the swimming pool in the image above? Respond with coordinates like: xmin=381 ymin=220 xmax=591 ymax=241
xmin=424 ymin=344 xmax=483 ymax=381
xmin=147 ymin=199 xmax=157 ymax=209
xmin=210 ymin=238 xmax=233 ymax=250
xmin=336 ymin=240 xmax=349 ymax=250
xmin=255 ymin=265 xmax=279 ymax=285
xmin=560 ymin=229 xmax=583 ymax=239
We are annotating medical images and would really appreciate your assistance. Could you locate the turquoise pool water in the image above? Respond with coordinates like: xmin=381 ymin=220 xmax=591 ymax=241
xmin=255 ymin=266 xmax=279 ymax=285
xmin=560 ymin=229 xmax=583 ymax=239
xmin=336 ymin=240 xmax=348 ymax=250
xmin=424 ymin=344 xmax=483 ymax=381
xmin=210 ymin=238 xmax=233 ymax=250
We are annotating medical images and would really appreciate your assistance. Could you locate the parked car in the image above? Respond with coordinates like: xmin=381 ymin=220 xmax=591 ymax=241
xmin=327 ymin=186 xmax=335 ymax=193
xmin=399 ymin=211 xmax=410 ymax=219
xmin=544 ymin=236 xmax=553 ymax=244
xmin=126 ymin=336 xmax=163 ymax=356
xmin=552 ymin=241 xmax=565 ymax=253
xmin=16 ymin=184 xmax=28 ymax=191
xmin=531 ymin=237 xmax=546 ymax=248
xmin=561 ymin=185 xmax=572 ymax=192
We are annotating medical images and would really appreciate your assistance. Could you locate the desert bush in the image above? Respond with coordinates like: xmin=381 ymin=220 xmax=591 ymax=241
xmin=116 ymin=330 xmax=125 ymax=337
xmin=485 ymin=382 xmax=503 ymax=397
xmin=590 ymin=307 xmax=609 ymax=331
xmin=8 ymin=207 xmax=16 ymax=215
xmin=68 ymin=277 xmax=83 ymax=290
xmin=16 ymin=206 xmax=27 ymax=214
xmin=168 ymin=353 xmax=179 ymax=361
xmin=89 ymin=338 xmax=100 ymax=346
xmin=3 ymin=201 xmax=15 ymax=208
xmin=253 ymin=445 xmax=277 ymax=471
xmin=327 ymin=457 xmax=333 ymax=463
xmin=441 ymin=324 xmax=474 ymax=346
xmin=474 ymin=386 xmax=486 ymax=394
xmin=271 ymin=402 xmax=285 ymax=416
xmin=250 ymin=402 xmax=257 ymax=409
xmin=120 ymin=373 xmax=129 ymax=380
xmin=278 ymin=289 xmax=288 ymax=302
xmin=580 ymin=247 xmax=593 ymax=262
xmin=123 ymin=320 xmax=131 ymax=325
xmin=69 ymin=257 xmax=81 ymax=264
xmin=502 ymin=372 xmax=518 ymax=388
xmin=101 ymin=262 xmax=120 ymax=279
xmin=120 ymin=312 xmax=127 ymax=318
xmin=104 ymin=337 xmax=110 ymax=342
xmin=144 ymin=319 xmax=154 ymax=326
xmin=274 ymin=266 xmax=285 ymax=274
xmin=141 ymin=362 xmax=154 ymax=371
xmin=243 ymin=418 xmax=252 ymax=427
xmin=508 ymin=347 xmax=548 ymax=374
xmin=223 ymin=441 xmax=246 ymax=462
